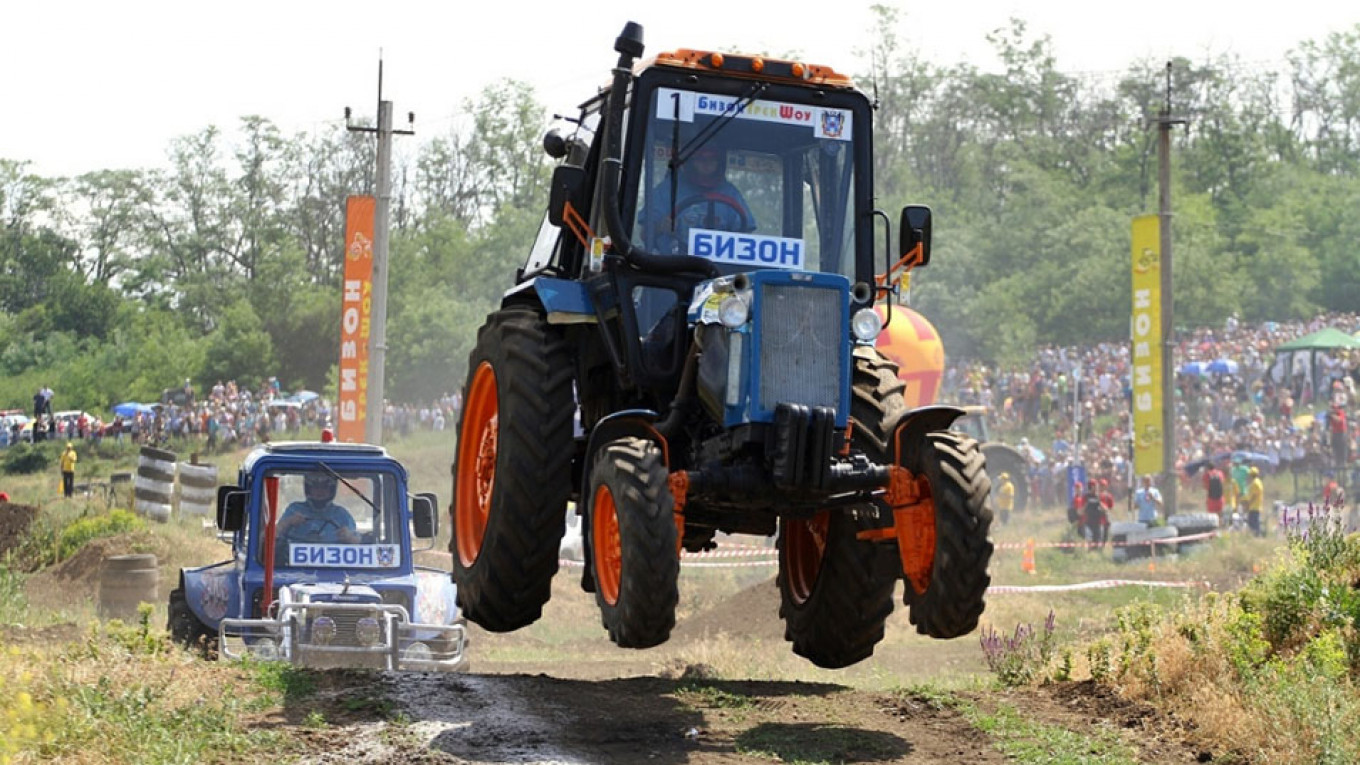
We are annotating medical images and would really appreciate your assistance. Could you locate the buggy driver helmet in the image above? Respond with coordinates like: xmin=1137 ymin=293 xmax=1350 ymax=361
xmin=304 ymin=472 xmax=338 ymax=507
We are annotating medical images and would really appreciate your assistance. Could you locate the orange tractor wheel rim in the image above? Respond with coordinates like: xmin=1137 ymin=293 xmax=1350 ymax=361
xmin=455 ymin=362 xmax=498 ymax=568
xmin=784 ymin=512 xmax=829 ymax=605
xmin=592 ymin=484 xmax=623 ymax=606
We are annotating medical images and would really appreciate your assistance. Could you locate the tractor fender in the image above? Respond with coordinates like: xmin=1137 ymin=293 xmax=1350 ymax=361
xmin=891 ymin=405 xmax=967 ymax=458
xmin=583 ymin=410 xmax=669 ymax=495
xmin=180 ymin=561 xmax=239 ymax=629
xmin=506 ymin=276 xmax=599 ymax=324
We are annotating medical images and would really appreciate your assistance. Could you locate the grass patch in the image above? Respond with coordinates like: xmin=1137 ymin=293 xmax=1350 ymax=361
xmin=248 ymin=661 xmax=318 ymax=702
xmin=964 ymin=699 xmax=1141 ymax=764
xmin=1 ymin=622 xmax=291 ymax=764
xmin=0 ymin=566 xmax=27 ymax=624
xmin=675 ymin=681 xmax=758 ymax=711
xmin=1073 ymin=517 xmax=1360 ymax=765
xmin=893 ymin=687 xmax=1140 ymax=765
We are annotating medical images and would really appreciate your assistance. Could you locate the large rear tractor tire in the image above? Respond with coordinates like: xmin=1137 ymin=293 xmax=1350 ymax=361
xmin=587 ymin=438 xmax=679 ymax=649
xmin=451 ymin=307 xmax=575 ymax=632
xmin=901 ymin=431 xmax=994 ymax=638
xmin=776 ymin=348 xmax=903 ymax=668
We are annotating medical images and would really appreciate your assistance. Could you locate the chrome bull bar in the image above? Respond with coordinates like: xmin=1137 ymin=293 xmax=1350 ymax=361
xmin=219 ymin=601 xmax=467 ymax=672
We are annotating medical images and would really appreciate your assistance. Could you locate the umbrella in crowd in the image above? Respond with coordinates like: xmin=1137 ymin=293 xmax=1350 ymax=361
xmin=292 ymin=390 xmax=320 ymax=403
xmin=1179 ymin=361 xmax=1207 ymax=376
xmin=1184 ymin=449 xmax=1279 ymax=476
xmin=1231 ymin=450 xmax=1278 ymax=468
xmin=111 ymin=402 xmax=154 ymax=418
xmin=1207 ymin=358 xmax=1239 ymax=375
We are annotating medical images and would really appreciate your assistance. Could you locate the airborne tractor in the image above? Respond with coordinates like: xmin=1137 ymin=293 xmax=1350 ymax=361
xmin=452 ymin=22 xmax=993 ymax=668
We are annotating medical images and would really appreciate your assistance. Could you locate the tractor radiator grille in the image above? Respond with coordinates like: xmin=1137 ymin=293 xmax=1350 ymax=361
xmin=758 ymin=283 xmax=842 ymax=413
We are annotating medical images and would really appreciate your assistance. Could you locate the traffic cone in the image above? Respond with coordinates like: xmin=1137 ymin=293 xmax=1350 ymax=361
xmin=1022 ymin=538 xmax=1036 ymax=575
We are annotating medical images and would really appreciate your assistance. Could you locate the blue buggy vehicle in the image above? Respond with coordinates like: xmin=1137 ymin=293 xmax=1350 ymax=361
xmin=169 ymin=441 xmax=467 ymax=671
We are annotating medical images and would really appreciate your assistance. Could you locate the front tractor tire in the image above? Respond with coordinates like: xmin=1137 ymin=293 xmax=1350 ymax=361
xmin=900 ymin=431 xmax=994 ymax=638
xmin=776 ymin=348 xmax=903 ymax=669
xmin=451 ymin=307 xmax=575 ymax=632
xmin=587 ymin=438 xmax=679 ymax=649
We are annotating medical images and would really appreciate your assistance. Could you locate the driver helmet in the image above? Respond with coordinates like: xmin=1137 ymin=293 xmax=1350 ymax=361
xmin=304 ymin=472 xmax=338 ymax=506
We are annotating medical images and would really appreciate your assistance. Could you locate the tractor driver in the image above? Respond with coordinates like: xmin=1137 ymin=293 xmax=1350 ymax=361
xmin=276 ymin=473 xmax=359 ymax=550
xmin=641 ymin=143 xmax=755 ymax=255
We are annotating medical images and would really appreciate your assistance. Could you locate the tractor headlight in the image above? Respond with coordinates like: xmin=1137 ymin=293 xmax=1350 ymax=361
xmin=851 ymin=308 xmax=883 ymax=341
xmin=355 ymin=617 xmax=381 ymax=646
xmin=718 ymin=295 xmax=749 ymax=329
xmin=310 ymin=616 xmax=337 ymax=645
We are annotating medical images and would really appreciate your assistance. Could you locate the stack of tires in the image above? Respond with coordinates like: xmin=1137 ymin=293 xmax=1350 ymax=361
xmin=133 ymin=446 xmax=176 ymax=523
xmin=1167 ymin=513 xmax=1219 ymax=551
xmin=177 ymin=461 xmax=218 ymax=517
xmin=1110 ymin=521 xmax=1180 ymax=563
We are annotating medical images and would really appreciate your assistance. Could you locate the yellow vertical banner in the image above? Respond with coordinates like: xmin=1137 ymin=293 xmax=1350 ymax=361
xmin=338 ymin=196 xmax=375 ymax=443
xmin=1130 ymin=215 xmax=1163 ymax=476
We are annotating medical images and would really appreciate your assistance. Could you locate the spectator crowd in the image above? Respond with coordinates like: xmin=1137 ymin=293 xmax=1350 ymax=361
xmin=942 ymin=312 xmax=1360 ymax=519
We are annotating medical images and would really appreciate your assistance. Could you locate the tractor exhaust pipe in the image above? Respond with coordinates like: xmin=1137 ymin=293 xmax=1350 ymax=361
xmin=601 ymin=23 xmax=718 ymax=279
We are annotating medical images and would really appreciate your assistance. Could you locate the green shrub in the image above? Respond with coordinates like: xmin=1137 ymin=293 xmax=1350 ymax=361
xmin=56 ymin=509 xmax=144 ymax=561
xmin=3 ymin=443 xmax=52 ymax=474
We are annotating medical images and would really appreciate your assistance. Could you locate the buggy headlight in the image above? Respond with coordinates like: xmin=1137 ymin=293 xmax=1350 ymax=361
xmin=403 ymin=641 xmax=432 ymax=662
xmin=851 ymin=308 xmax=883 ymax=341
xmin=718 ymin=296 xmax=748 ymax=328
xmin=355 ymin=617 xmax=381 ymax=646
xmin=311 ymin=616 xmax=337 ymax=645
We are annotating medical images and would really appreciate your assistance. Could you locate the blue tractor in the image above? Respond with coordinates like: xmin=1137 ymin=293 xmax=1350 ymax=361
xmin=451 ymin=23 xmax=993 ymax=669
xmin=170 ymin=441 xmax=467 ymax=671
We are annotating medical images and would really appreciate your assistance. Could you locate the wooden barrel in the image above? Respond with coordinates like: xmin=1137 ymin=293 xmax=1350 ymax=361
xmin=99 ymin=554 xmax=159 ymax=621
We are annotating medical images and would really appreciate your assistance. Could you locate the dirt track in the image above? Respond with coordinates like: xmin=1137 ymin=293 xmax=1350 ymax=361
xmin=284 ymin=665 xmax=1208 ymax=764
xmin=277 ymin=574 xmax=1211 ymax=765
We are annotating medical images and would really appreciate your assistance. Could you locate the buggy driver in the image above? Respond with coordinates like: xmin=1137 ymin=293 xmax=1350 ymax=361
xmin=277 ymin=473 xmax=359 ymax=547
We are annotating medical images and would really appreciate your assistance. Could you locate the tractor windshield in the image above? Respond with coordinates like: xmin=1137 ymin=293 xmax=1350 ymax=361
xmin=632 ymin=85 xmax=858 ymax=280
xmin=261 ymin=468 xmax=405 ymax=570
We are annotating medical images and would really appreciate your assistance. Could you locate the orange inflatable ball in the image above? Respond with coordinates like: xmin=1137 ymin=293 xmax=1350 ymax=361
xmin=874 ymin=305 xmax=945 ymax=408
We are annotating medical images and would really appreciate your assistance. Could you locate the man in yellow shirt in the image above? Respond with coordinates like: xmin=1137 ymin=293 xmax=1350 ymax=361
xmin=1243 ymin=466 xmax=1265 ymax=537
xmin=59 ymin=441 xmax=78 ymax=498
xmin=996 ymin=472 xmax=1016 ymax=526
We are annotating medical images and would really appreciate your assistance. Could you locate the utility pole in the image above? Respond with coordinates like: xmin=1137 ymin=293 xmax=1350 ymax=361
xmin=1153 ymin=61 xmax=1187 ymax=514
xmin=347 ymin=55 xmax=414 ymax=444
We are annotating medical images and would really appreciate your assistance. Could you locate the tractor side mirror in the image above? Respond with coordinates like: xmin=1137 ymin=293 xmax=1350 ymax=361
xmin=899 ymin=204 xmax=933 ymax=267
xmin=548 ymin=165 xmax=587 ymax=227
xmin=412 ymin=492 xmax=438 ymax=539
xmin=217 ymin=487 xmax=246 ymax=532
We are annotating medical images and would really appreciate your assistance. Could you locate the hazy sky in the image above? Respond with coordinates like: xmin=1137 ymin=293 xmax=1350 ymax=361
xmin=5 ymin=1 xmax=1357 ymax=178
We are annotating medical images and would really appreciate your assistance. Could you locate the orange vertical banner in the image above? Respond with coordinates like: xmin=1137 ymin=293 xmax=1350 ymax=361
xmin=338 ymin=195 xmax=375 ymax=443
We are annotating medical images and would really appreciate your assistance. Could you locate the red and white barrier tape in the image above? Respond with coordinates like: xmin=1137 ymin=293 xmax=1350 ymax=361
xmin=994 ymin=530 xmax=1219 ymax=550
xmin=987 ymin=579 xmax=1208 ymax=594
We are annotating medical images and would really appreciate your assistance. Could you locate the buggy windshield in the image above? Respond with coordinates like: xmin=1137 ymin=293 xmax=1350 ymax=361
xmin=632 ymin=86 xmax=857 ymax=280
xmin=260 ymin=468 xmax=405 ymax=570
